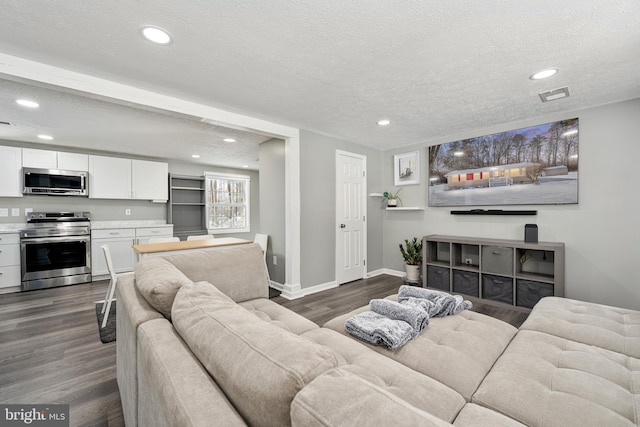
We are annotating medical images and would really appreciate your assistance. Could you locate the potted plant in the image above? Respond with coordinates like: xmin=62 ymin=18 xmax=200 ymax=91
xmin=399 ymin=237 xmax=423 ymax=282
xmin=383 ymin=188 xmax=402 ymax=207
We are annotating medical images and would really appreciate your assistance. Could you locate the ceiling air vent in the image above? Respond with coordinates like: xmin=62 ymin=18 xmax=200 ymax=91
xmin=539 ymin=87 xmax=570 ymax=102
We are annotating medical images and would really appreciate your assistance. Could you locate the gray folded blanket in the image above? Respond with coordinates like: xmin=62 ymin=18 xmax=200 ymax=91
xmin=344 ymin=311 xmax=414 ymax=350
xmin=397 ymin=285 xmax=472 ymax=317
xmin=369 ymin=299 xmax=429 ymax=338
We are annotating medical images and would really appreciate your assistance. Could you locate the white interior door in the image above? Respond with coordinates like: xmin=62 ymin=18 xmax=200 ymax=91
xmin=336 ymin=150 xmax=366 ymax=285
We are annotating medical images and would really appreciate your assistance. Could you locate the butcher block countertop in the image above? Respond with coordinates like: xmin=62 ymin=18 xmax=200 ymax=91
xmin=132 ymin=237 xmax=252 ymax=254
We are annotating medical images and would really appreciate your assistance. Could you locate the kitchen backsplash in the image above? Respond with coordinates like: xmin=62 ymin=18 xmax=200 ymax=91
xmin=0 ymin=197 xmax=165 ymax=223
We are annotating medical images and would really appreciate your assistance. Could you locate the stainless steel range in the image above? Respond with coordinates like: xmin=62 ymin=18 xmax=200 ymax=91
xmin=20 ymin=212 xmax=91 ymax=291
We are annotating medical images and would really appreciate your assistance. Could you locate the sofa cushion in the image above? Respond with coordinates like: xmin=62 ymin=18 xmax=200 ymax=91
xmin=302 ymin=328 xmax=466 ymax=423
xmin=172 ymin=282 xmax=341 ymax=427
xmin=137 ymin=319 xmax=246 ymax=427
xmin=162 ymin=243 xmax=269 ymax=302
xmin=239 ymin=298 xmax=319 ymax=335
xmin=520 ymin=296 xmax=640 ymax=358
xmin=290 ymin=368 xmax=456 ymax=427
xmin=323 ymin=295 xmax=518 ymax=400
xmin=134 ymin=257 xmax=193 ymax=319
xmin=472 ymin=330 xmax=640 ymax=427
xmin=453 ymin=404 xmax=525 ymax=427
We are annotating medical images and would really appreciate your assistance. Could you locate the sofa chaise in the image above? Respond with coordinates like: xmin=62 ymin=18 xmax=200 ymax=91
xmin=116 ymin=243 xmax=640 ymax=427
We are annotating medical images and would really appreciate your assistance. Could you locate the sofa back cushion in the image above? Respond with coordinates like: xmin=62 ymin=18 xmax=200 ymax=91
xmin=172 ymin=282 xmax=340 ymax=427
xmin=135 ymin=257 xmax=193 ymax=319
xmin=162 ymin=243 xmax=269 ymax=302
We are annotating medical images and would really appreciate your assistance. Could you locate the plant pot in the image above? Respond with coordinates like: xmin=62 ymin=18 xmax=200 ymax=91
xmin=405 ymin=264 xmax=420 ymax=282
xmin=387 ymin=199 xmax=398 ymax=207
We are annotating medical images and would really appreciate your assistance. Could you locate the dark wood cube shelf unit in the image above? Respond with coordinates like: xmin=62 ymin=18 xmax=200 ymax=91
xmin=423 ymin=234 xmax=564 ymax=311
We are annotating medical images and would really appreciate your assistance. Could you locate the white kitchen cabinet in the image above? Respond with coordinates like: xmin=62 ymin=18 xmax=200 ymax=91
xmin=0 ymin=146 xmax=22 ymax=197
xmin=88 ymin=155 xmax=168 ymax=201
xmin=23 ymin=148 xmax=89 ymax=171
xmin=57 ymin=152 xmax=89 ymax=171
xmin=135 ymin=226 xmax=174 ymax=245
xmin=22 ymin=148 xmax=57 ymax=169
xmin=89 ymin=155 xmax=132 ymax=199
xmin=0 ymin=233 xmax=21 ymax=291
xmin=132 ymin=159 xmax=168 ymax=201
xmin=91 ymin=228 xmax=136 ymax=277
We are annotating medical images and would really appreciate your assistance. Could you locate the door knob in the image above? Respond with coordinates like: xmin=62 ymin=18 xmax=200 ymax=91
xmin=340 ymin=224 xmax=346 ymax=228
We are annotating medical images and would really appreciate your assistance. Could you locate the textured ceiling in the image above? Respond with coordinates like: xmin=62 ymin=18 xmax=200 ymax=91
xmin=0 ymin=0 xmax=639 ymax=166
xmin=0 ymin=78 xmax=270 ymax=168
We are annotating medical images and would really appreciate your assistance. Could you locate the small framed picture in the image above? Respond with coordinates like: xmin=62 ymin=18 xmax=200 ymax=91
xmin=394 ymin=151 xmax=420 ymax=185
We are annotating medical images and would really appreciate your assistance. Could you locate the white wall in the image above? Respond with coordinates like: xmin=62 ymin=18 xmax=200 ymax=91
xmin=259 ymin=139 xmax=286 ymax=283
xmin=299 ymin=130 xmax=384 ymax=288
xmin=382 ymin=97 xmax=640 ymax=310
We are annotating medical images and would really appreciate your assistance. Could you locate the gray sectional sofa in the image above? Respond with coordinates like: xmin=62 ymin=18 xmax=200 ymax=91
xmin=116 ymin=243 xmax=640 ymax=427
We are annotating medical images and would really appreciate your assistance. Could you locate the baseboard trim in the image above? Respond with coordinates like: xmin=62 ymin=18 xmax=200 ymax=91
xmin=273 ymin=280 xmax=339 ymax=300
xmin=368 ymin=268 xmax=405 ymax=278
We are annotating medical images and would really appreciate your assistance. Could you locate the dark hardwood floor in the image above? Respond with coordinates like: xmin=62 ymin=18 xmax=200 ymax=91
xmin=0 ymin=280 xmax=122 ymax=427
xmin=0 ymin=275 xmax=527 ymax=427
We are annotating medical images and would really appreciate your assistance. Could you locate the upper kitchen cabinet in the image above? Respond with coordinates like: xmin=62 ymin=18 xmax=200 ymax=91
xmin=89 ymin=155 xmax=131 ymax=199
xmin=131 ymin=159 xmax=168 ymax=201
xmin=22 ymin=148 xmax=89 ymax=171
xmin=0 ymin=146 xmax=22 ymax=197
xmin=88 ymin=155 xmax=168 ymax=201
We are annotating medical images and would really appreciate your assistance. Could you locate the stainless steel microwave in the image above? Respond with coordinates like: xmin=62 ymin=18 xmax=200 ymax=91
xmin=23 ymin=168 xmax=89 ymax=196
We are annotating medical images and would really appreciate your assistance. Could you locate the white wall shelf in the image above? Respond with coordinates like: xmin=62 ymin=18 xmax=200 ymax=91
xmin=386 ymin=207 xmax=424 ymax=211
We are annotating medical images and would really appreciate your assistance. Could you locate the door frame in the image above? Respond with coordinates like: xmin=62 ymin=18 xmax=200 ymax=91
xmin=335 ymin=149 xmax=367 ymax=284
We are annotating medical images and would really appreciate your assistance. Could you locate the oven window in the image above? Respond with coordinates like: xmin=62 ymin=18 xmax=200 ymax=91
xmin=25 ymin=241 xmax=87 ymax=272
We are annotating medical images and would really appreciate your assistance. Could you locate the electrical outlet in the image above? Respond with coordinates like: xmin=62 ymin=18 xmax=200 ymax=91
xmin=465 ymin=258 xmax=473 ymax=265
xmin=272 ymin=255 xmax=278 ymax=266
xmin=125 ymin=209 xmax=131 ymax=216
xmin=11 ymin=208 xmax=19 ymax=217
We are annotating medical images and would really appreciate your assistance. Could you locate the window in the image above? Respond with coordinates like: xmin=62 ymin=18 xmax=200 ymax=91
xmin=204 ymin=172 xmax=250 ymax=234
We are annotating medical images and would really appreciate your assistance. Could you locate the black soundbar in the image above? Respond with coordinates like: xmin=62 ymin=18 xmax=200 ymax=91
xmin=450 ymin=209 xmax=537 ymax=215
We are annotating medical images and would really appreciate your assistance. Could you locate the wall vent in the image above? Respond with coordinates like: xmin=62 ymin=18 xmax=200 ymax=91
xmin=539 ymin=87 xmax=570 ymax=102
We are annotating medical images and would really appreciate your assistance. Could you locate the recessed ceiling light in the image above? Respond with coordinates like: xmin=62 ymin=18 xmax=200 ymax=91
xmin=223 ymin=138 xmax=236 ymax=143
xmin=37 ymin=134 xmax=53 ymax=140
xmin=16 ymin=99 xmax=39 ymax=108
xmin=191 ymin=154 xmax=200 ymax=158
xmin=377 ymin=119 xmax=391 ymax=126
xmin=242 ymin=165 xmax=249 ymax=168
xmin=530 ymin=68 xmax=558 ymax=80
xmin=140 ymin=26 xmax=173 ymax=45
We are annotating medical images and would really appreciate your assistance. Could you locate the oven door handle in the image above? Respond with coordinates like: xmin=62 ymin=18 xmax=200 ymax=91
xmin=21 ymin=235 xmax=90 ymax=245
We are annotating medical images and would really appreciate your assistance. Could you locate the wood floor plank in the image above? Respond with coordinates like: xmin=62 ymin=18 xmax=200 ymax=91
xmin=0 ymin=274 xmax=527 ymax=426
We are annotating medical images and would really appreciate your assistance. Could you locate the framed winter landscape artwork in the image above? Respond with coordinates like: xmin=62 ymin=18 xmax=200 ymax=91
xmin=428 ymin=118 xmax=579 ymax=207
xmin=394 ymin=151 xmax=420 ymax=185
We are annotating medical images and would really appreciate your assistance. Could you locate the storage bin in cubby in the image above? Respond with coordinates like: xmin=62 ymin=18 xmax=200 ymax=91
xmin=426 ymin=265 xmax=450 ymax=291
xmin=482 ymin=274 xmax=513 ymax=304
xmin=516 ymin=279 xmax=554 ymax=309
xmin=481 ymin=246 xmax=513 ymax=275
xmin=452 ymin=270 xmax=479 ymax=297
